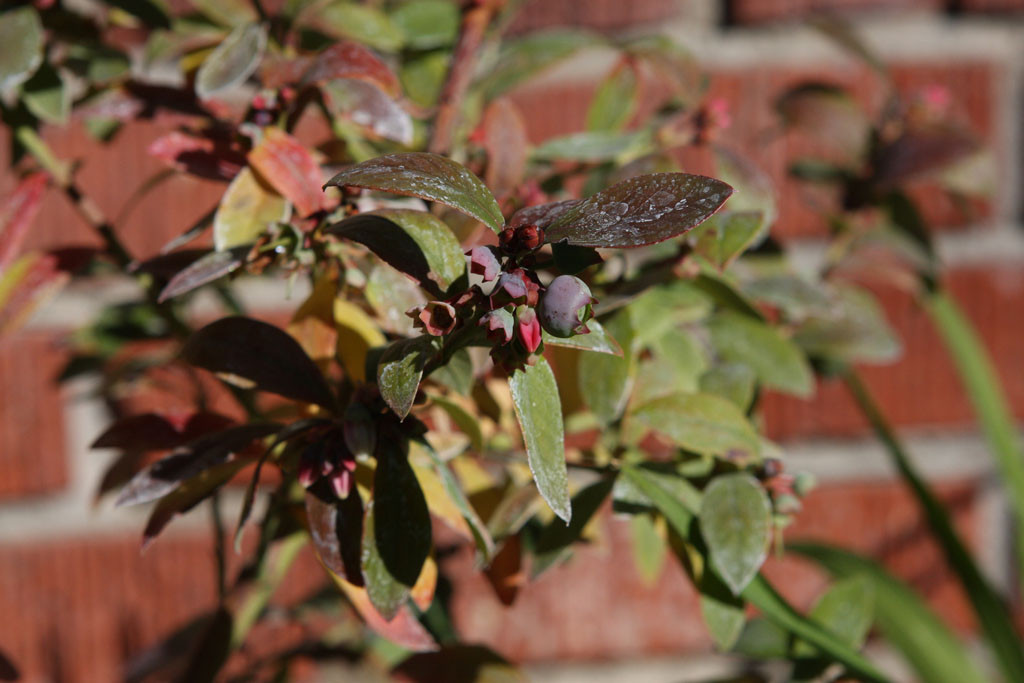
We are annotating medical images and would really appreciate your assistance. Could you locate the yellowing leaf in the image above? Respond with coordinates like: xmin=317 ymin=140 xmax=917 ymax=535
xmin=334 ymin=298 xmax=385 ymax=383
xmin=213 ymin=167 xmax=290 ymax=251
xmin=288 ymin=276 xmax=338 ymax=362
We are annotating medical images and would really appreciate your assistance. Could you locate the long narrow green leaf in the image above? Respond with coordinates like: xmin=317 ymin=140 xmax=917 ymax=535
xmin=927 ymin=291 xmax=1024 ymax=589
xmin=843 ymin=368 xmax=1024 ymax=681
xmin=791 ymin=542 xmax=988 ymax=683
xmin=621 ymin=466 xmax=889 ymax=682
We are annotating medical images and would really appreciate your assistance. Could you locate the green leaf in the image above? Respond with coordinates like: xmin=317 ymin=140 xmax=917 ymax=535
xmin=213 ymin=167 xmax=291 ymax=251
xmin=613 ymin=464 xmax=703 ymax=516
xmin=578 ymin=311 xmax=635 ymax=424
xmin=195 ymin=22 xmax=267 ymax=99
xmin=699 ymin=363 xmax=756 ymax=411
xmin=401 ymin=50 xmax=448 ymax=107
xmin=545 ymin=173 xmax=733 ymax=248
xmin=419 ymin=442 xmax=494 ymax=562
xmin=713 ymin=145 xmax=777 ymax=236
xmin=377 ymin=335 xmax=435 ymax=419
xmin=541 ymin=319 xmax=621 ymax=356
xmin=532 ymin=130 xmax=651 ymax=163
xmin=431 ymin=347 xmax=473 ymax=396
xmin=741 ymin=575 xmax=890 ymax=683
xmin=182 ymin=316 xmax=336 ymax=409
xmin=429 ymin=395 xmax=483 ymax=452
xmin=791 ymin=543 xmax=986 ymax=683
xmin=708 ymin=311 xmax=814 ymax=398
xmin=0 ymin=7 xmax=43 ymax=91
xmin=329 ymin=209 xmax=467 ymax=295
xmin=795 ymin=287 xmax=901 ymax=364
xmin=322 ymin=79 xmax=413 ymax=145
xmin=741 ymin=273 xmax=832 ymax=320
xmin=364 ymin=441 xmax=432 ymax=620
xmin=21 ymin=64 xmax=70 ymax=125
xmin=390 ymin=0 xmax=459 ymax=49
xmin=700 ymin=473 xmax=771 ymax=595
xmin=192 ymin=0 xmax=258 ymax=27
xmin=586 ymin=59 xmax=639 ymax=132
xmin=629 ymin=513 xmax=666 ymax=586
xmin=102 ymin=0 xmax=172 ymax=29
xmin=316 ymin=2 xmax=404 ymax=52
xmin=509 ymin=357 xmax=570 ymax=523
xmin=701 ymin=585 xmax=746 ymax=651
xmin=481 ymin=30 xmax=601 ymax=98
xmin=532 ymin=477 xmax=614 ymax=576
xmin=366 ymin=264 xmax=425 ymax=335
xmin=691 ymin=211 xmax=763 ymax=268
xmin=631 ymin=392 xmax=760 ymax=458
xmin=158 ymin=247 xmax=247 ymax=302
xmin=793 ymin=575 xmax=874 ymax=656
xmin=325 ymin=153 xmax=504 ymax=234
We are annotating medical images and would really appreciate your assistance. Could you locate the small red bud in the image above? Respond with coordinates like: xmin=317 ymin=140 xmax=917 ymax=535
xmin=515 ymin=306 xmax=542 ymax=354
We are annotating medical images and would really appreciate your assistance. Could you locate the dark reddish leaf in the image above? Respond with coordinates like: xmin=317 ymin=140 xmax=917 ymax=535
xmin=259 ymin=53 xmax=313 ymax=90
xmin=393 ymin=645 xmax=523 ymax=683
xmin=484 ymin=535 xmax=523 ymax=606
xmin=142 ymin=459 xmax=249 ymax=549
xmin=873 ymin=127 xmax=979 ymax=187
xmin=322 ymin=79 xmax=413 ymax=145
xmin=324 ymin=153 xmax=504 ymax=233
xmin=332 ymin=577 xmax=437 ymax=651
xmin=116 ymin=423 xmax=278 ymax=507
xmin=92 ymin=412 xmax=236 ymax=451
xmin=248 ymin=128 xmax=327 ymax=217
xmin=301 ymin=41 xmax=400 ymax=96
xmin=0 ymin=646 xmax=18 ymax=682
xmin=147 ymin=131 xmax=245 ymax=181
xmin=176 ymin=606 xmax=233 ymax=683
xmin=157 ymin=247 xmax=247 ymax=302
xmin=545 ymin=173 xmax=733 ymax=248
xmin=507 ymin=199 xmax=581 ymax=230
xmin=131 ymin=249 xmax=209 ymax=283
xmin=0 ymin=252 xmax=69 ymax=337
xmin=0 ymin=172 xmax=47 ymax=269
xmin=482 ymin=98 xmax=528 ymax=198
xmin=182 ymin=316 xmax=337 ymax=409
xmin=306 ymin=486 xmax=365 ymax=586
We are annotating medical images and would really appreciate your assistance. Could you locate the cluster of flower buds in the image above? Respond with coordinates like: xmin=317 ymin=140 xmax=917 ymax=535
xmin=757 ymin=457 xmax=816 ymax=515
xmin=405 ymin=223 xmax=597 ymax=373
xmin=298 ymin=430 xmax=356 ymax=499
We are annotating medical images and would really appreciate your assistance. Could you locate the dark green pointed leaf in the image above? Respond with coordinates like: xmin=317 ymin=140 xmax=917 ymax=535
xmin=700 ymin=473 xmax=771 ymax=595
xmin=325 ymin=153 xmax=504 ymax=233
xmin=182 ymin=317 xmax=336 ymax=409
xmin=542 ymin=319 xmax=621 ymax=356
xmin=545 ymin=173 xmax=732 ymax=248
xmin=377 ymin=335 xmax=435 ymax=419
xmin=509 ymin=357 xmax=570 ymax=522
xmin=330 ymin=209 xmax=467 ymax=296
xmin=0 ymin=7 xmax=43 ymax=91
xmin=578 ymin=311 xmax=635 ymax=423
xmin=791 ymin=542 xmax=984 ymax=683
xmin=632 ymin=392 xmax=760 ymax=458
xmin=195 ymin=23 xmax=267 ymax=99
xmin=364 ymin=441 xmax=432 ymax=619
xmin=708 ymin=311 xmax=814 ymax=398
xmin=390 ymin=0 xmax=459 ymax=49
xmin=22 ymin=64 xmax=69 ymax=125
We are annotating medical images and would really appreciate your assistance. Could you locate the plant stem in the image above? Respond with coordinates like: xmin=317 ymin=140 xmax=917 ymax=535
xmin=428 ymin=0 xmax=501 ymax=155
xmin=842 ymin=367 xmax=1024 ymax=682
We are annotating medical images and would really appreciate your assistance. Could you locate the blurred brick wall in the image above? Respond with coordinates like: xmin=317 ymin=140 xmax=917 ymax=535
xmin=2 ymin=0 xmax=1024 ymax=680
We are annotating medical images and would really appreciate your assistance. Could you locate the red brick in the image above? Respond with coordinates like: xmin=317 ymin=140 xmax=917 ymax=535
xmin=507 ymin=0 xmax=681 ymax=34
xmin=763 ymin=264 xmax=1024 ymax=441
xmin=727 ymin=0 xmax=941 ymax=25
xmin=0 ymin=331 xmax=69 ymax=499
xmin=446 ymin=477 xmax=981 ymax=662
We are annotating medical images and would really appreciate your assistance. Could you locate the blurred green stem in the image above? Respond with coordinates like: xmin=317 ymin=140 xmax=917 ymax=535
xmin=842 ymin=367 xmax=1024 ymax=682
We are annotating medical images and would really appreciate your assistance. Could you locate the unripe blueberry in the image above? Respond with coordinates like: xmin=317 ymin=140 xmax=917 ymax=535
xmin=538 ymin=275 xmax=595 ymax=338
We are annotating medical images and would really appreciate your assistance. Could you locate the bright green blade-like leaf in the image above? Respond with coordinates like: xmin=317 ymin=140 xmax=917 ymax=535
xmin=586 ymin=59 xmax=640 ymax=132
xmin=21 ymin=64 xmax=69 ymax=125
xmin=791 ymin=543 xmax=986 ymax=683
xmin=0 ymin=7 xmax=43 ymax=91
xmin=578 ymin=311 xmax=636 ymax=424
xmin=481 ymin=30 xmax=601 ymax=98
xmin=700 ymin=581 xmax=746 ymax=651
xmin=182 ymin=316 xmax=336 ymax=409
xmin=708 ymin=311 xmax=814 ymax=397
xmin=195 ymin=22 xmax=267 ymax=99
xmin=330 ymin=209 xmax=467 ymax=296
xmin=545 ymin=173 xmax=733 ymax=248
xmin=532 ymin=130 xmax=651 ymax=163
xmin=692 ymin=211 xmax=763 ymax=268
xmin=377 ymin=335 xmax=435 ymax=420
xmin=700 ymin=473 xmax=771 ymax=595
xmin=509 ymin=357 xmax=570 ymax=523
xmin=213 ymin=167 xmax=290 ymax=251
xmin=390 ymin=0 xmax=459 ymax=49
xmin=629 ymin=513 xmax=666 ymax=586
xmin=632 ymin=392 xmax=760 ymax=458
xmin=315 ymin=2 xmax=404 ymax=52
xmin=542 ymin=319 xmax=622 ymax=356
xmin=325 ymin=153 xmax=504 ymax=233
xmin=793 ymin=575 xmax=875 ymax=656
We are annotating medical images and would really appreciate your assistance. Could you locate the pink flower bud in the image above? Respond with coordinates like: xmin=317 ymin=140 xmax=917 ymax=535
xmin=516 ymin=306 xmax=542 ymax=354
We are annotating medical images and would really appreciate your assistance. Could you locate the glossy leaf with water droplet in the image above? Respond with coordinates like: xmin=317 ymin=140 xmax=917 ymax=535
xmin=325 ymin=153 xmax=504 ymax=233
xmin=701 ymin=473 xmax=772 ymax=595
xmin=509 ymin=357 xmax=571 ymax=523
xmin=323 ymin=79 xmax=413 ymax=145
xmin=195 ymin=23 xmax=266 ymax=99
xmin=545 ymin=173 xmax=733 ymax=248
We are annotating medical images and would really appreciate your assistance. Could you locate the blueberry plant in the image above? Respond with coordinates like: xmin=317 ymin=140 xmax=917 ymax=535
xmin=0 ymin=2 xmax=1015 ymax=682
